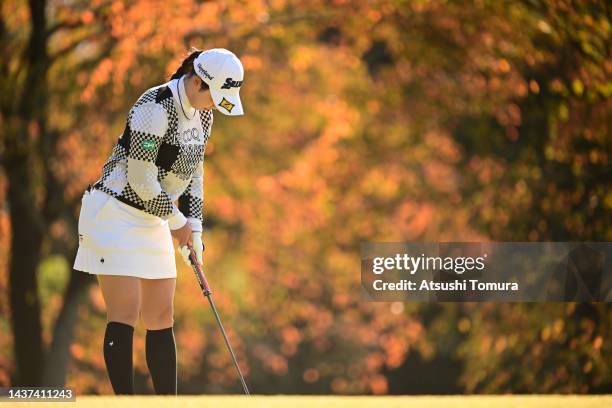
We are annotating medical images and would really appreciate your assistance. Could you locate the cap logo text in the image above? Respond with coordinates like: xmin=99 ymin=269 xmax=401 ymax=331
xmin=196 ymin=63 xmax=214 ymax=81
xmin=221 ymin=77 xmax=243 ymax=89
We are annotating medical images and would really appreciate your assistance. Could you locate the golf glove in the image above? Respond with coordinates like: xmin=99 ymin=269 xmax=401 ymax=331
xmin=180 ymin=232 xmax=204 ymax=266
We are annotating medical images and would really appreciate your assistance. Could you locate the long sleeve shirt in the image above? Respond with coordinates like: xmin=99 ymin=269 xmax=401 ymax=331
xmin=92 ymin=76 xmax=213 ymax=231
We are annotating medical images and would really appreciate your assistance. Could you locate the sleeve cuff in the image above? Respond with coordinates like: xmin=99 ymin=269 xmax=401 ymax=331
xmin=167 ymin=210 xmax=188 ymax=230
xmin=187 ymin=217 xmax=203 ymax=233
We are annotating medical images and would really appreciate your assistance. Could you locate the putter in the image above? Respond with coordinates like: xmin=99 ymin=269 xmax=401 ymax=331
xmin=187 ymin=246 xmax=251 ymax=395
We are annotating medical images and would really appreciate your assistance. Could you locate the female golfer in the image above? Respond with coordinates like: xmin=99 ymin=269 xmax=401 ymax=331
xmin=73 ymin=47 xmax=244 ymax=395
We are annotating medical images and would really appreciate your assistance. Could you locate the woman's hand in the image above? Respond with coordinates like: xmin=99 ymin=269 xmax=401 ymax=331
xmin=170 ymin=222 xmax=192 ymax=247
xmin=191 ymin=232 xmax=204 ymax=265
xmin=180 ymin=232 xmax=204 ymax=267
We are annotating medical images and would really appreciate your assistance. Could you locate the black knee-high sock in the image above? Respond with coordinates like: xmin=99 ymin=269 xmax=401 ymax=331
xmin=146 ymin=326 xmax=177 ymax=395
xmin=103 ymin=321 xmax=134 ymax=395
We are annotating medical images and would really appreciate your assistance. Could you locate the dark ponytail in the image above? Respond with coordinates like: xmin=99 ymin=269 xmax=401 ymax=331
xmin=169 ymin=48 xmax=209 ymax=90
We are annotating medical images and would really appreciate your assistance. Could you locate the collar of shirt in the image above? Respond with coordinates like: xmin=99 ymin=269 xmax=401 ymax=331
xmin=168 ymin=76 xmax=196 ymax=120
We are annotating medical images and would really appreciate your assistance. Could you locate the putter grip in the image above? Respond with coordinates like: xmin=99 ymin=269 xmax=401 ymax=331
xmin=189 ymin=247 xmax=212 ymax=295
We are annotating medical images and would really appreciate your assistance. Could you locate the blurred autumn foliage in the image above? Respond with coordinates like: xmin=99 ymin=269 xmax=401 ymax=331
xmin=0 ymin=0 xmax=610 ymax=395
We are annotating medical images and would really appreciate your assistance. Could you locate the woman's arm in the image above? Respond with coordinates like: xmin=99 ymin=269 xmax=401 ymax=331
xmin=125 ymin=102 xmax=187 ymax=229
xmin=178 ymin=158 xmax=204 ymax=232
xmin=178 ymin=109 xmax=212 ymax=233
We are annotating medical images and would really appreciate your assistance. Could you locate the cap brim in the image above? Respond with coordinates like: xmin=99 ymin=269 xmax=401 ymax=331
xmin=211 ymin=89 xmax=244 ymax=116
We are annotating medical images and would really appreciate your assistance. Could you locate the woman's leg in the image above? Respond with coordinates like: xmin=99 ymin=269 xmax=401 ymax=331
xmin=140 ymin=277 xmax=177 ymax=395
xmin=97 ymin=275 xmax=141 ymax=395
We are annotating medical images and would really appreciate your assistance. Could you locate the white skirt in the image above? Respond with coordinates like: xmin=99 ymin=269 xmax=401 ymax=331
xmin=73 ymin=188 xmax=177 ymax=279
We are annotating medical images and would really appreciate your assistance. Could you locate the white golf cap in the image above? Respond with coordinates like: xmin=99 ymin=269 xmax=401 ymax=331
xmin=193 ymin=48 xmax=244 ymax=116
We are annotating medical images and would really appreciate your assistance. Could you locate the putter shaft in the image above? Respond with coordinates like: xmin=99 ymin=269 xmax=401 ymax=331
xmin=188 ymin=248 xmax=250 ymax=395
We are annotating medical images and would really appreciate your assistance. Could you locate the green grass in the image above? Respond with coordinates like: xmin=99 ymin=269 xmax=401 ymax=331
xmin=5 ymin=395 xmax=612 ymax=408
